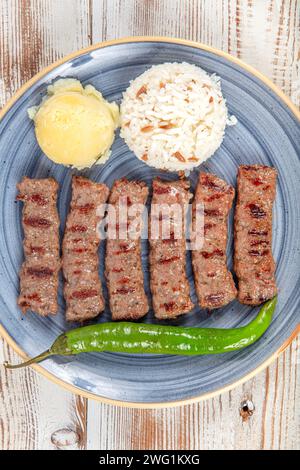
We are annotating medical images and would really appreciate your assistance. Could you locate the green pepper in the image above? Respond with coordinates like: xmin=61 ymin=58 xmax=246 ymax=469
xmin=4 ymin=297 xmax=277 ymax=369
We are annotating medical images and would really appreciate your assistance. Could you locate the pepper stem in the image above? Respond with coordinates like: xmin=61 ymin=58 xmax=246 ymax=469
xmin=3 ymin=349 xmax=53 ymax=369
xmin=3 ymin=334 xmax=70 ymax=370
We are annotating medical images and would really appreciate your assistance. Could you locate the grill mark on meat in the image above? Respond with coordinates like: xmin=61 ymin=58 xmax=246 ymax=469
xmin=105 ymin=179 xmax=149 ymax=320
xmin=17 ymin=177 xmax=60 ymax=316
xmin=172 ymin=287 xmax=180 ymax=292
xmin=30 ymin=246 xmax=45 ymax=254
xmin=158 ymin=255 xmax=180 ymax=264
xmin=112 ymin=267 xmax=123 ymax=273
xmin=207 ymin=272 xmax=216 ymax=278
xmin=71 ymin=289 xmax=99 ymax=300
xmin=234 ymin=165 xmax=277 ymax=305
xmin=113 ymin=287 xmax=136 ymax=295
xmin=19 ymin=301 xmax=31 ymax=309
xmin=204 ymin=223 xmax=214 ymax=234
xmin=204 ymin=193 xmax=226 ymax=202
xmin=74 ymin=203 xmax=95 ymax=213
xmin=250 ymin=240 xmax=269 ymax=246
xmin=17 ymin=193 xmax=48 ymax=205
xmin=248 ymin=249 xmax=270 ymax=257
xmin=255 ymin=272 xmax=273 ymax=284
xmin=69 ymin=224 xmax=88 ymax=233
xmin=153 ymin=183 xmax=172 ymax=195
xmin=201 ymin=174 xmax=221 ymax=190
xmin=204 ymin=209 xmax=221 ymax=217
xmin=27 ymin=266 xmax=54 ymax=278
xmin=150 ymin=178 xmax=194 ymax=319
xmin=204 ymin=293 xmax=225 ymax=305
xmin=113 ymin=242 xmax=136 ymax=255
xmin=192 ymin=173 xmax=237 ymax=309
xmin=251 ymin=178 xmax=264 ymax=186
xmin=23 ymin=217 xmax=52 ymax=228
xmin=248 ymin=229 xmax=268 ymax=236
xmin=24 ymin=293 xmax=41 ymax=302
xmin=62 ymin=176 xmax=109 ymax=322
xmin=247 ymin=203 xmax=266 ymax=219
xmin=30 ymin=194 xmax=47 ymax=205
xmin=114 ymin=248 xmax=136 ymax=255
xmin=161 ymin=301 xmax=176 ymax=312
xmin=201 ymin=249 xmax=224 ymax=259
xmin=70 ymin=247 xmax=91 ymax=254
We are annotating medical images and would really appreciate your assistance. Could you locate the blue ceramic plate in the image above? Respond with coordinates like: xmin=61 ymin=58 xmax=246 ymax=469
xmin=0 ymin=38 xmax=299 ymax=406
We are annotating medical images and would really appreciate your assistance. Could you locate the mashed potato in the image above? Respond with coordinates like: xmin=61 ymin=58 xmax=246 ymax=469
xmin=28 ymin=79 xmax=119 ymax=169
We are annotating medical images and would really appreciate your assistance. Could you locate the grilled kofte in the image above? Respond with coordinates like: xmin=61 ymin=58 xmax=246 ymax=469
xmin=105 ymin=179 xmax=149 ymax=320
xmin=16 ymin=165 xmax=278 ymax=323
xmin=234 ymin=165 xmax=277 ymax=305
xmin=17 ymin=177 xmax=60 ymax=316
xmin=192 ymin=173 xmax=237 ymax=309
xmin=149 ymin=179 xmax=194 ymax=319
xmin=62 ymin=176 xmax=109 ymax=322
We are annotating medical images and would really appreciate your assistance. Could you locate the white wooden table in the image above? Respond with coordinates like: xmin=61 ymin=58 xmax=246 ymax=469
xmin=0 ymin=0 xmax=299 ymax=450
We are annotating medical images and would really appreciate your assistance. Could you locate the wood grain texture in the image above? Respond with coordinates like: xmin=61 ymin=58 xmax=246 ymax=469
xmin=0 ymin=0 xmax=299 ymax=450
xmin=0 ymin=341 xmax=87 ymax=449
xmin=87 ymin=336 xmax=299 ymax=450
xmin=0 ymin=0 xmax=91 ymax=450
xmin=0 ymin=0 xmax=91 ymax=106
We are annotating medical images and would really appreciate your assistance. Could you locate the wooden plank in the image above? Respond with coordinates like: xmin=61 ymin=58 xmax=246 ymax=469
xmin=0 ymin=0 xmax=91 ymax=106
xmin=86 ymin=337 xmax=299 ymax=450
xmin=0 ymin=340 xmax=88 ymax=449
xmin=86 ymin=0 xmax=300 ymax=450
xmin=91 ymin=0 xmax=299 ymax=106
xmin=0 ymin=0 xmax=91 ymax=450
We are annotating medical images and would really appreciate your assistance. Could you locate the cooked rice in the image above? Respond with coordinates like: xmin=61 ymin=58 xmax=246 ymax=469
xmin=120 ymin=62 xmax=234 ymax=171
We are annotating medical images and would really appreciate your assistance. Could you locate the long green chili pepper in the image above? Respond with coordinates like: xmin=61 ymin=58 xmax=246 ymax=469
xmin=4 ymin=297 xmax=277 ymax=369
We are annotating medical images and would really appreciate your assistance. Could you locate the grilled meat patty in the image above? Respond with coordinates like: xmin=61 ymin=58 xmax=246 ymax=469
xmin=105 ymin=179 xmax=149 ymax=320
xmin=149 ymin=178 xmax=194 ymax=319
xmin=17 ymin=177 xmax=60 ymax=316
xmin=192 ymin=173 xmax=237 ymax=309
xmin=62 ymin=176 xmax=109 ymax=322
xmin=234 ymin=165 xmax=277 ymax=305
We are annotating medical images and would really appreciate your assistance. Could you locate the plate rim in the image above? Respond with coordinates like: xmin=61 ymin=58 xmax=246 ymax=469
xmin=0 ymin=35 xmax=299 ymax=409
